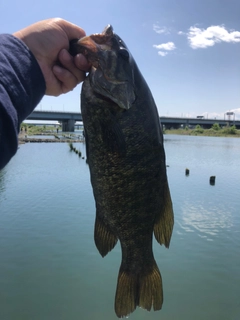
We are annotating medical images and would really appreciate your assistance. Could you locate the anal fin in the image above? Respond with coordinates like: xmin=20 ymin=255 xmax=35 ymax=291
xmin=154 ymin=181 xmax=174 ymax=248
xmin=94 ymin=215 xmax=118 ymax=257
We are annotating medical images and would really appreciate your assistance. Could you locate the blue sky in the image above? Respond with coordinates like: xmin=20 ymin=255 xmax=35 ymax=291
xmin=1 ymin=0 xmax=240 ymax=119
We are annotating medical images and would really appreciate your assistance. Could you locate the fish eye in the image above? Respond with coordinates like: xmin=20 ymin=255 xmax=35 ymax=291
xmin=119 ymin=48 xmax=129 ymax=60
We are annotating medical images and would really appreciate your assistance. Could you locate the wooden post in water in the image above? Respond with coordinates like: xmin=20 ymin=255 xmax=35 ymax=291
xmin=210 ymin=176 xmax=216 ymax=185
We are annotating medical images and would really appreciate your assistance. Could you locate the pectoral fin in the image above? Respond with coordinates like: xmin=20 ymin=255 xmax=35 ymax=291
xmin=94 ymin=214 xmax=118 ymax=257
xmin=154 ymin=181 xmax=174 ymax=248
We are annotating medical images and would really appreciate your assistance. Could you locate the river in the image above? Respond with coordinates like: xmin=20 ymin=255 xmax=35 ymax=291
xmin=0 ymin=135 xmax=239 ymax=320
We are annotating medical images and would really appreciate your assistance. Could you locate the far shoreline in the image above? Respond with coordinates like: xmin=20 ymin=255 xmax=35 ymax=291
xmin=163 ymin=124 xmax=240 ymax=138
xmin=19 ymin=123 xmax=240 ymax=141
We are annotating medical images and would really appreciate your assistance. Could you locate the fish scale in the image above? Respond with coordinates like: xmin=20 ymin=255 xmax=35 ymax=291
xmin=70 ymin=24 xmax=174 ymax=318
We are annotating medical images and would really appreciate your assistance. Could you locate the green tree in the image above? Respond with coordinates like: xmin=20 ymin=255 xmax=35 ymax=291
xmin=212 ymin=123 xmax=220 ymax=131
xmin=229 ymin=125 xmax=236 ymax=134
xmin=194 ymin=124 xmax=204 ymax=133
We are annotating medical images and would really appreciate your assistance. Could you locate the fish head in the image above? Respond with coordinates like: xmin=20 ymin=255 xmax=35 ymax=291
xmin=71 ymin=25 xmax=136 ymax=110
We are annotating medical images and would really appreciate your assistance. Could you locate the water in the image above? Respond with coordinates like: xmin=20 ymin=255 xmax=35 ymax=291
xmin=0 ymin=135 xmax=239 ymax=320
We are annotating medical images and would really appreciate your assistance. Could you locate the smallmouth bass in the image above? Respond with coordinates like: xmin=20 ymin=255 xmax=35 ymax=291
xmin=70 ymin=25 xmax=174 ymax=318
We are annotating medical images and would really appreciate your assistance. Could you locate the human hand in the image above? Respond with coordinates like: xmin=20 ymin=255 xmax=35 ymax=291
xmin=14 ymin=18 xmax=90 ymax=96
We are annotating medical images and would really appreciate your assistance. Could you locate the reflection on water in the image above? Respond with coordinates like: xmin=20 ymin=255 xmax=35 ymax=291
xmin=180 ymin=201 xmax=233 ymax=240
xmin=0 ymin=135 xmax=240 ymax=320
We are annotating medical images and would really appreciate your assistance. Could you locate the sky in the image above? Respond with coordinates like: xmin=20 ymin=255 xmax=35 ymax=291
xmin=1 ymin=0 xmax=240 ymax=119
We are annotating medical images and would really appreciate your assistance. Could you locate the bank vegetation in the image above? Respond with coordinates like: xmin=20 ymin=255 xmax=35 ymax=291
xmin=21 ymin=123 xmax=240 ymax=138
xmin=164 ymin=123 xmax=240 ymax=137
xmin=20 ymin=124 xmax=59 ymax=135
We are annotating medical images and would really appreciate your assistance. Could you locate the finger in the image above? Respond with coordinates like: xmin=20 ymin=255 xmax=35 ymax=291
xmin=52 ymin=65 xmax=83 ymax=94
xmin=74 ymin=53 xmax=91 ymax=72
xmin=58 ymin=49 xmax=86 ymax=83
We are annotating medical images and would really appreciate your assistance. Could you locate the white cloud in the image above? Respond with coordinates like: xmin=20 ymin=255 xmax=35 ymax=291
xmin=228 ymin=108 xmax=240 ymax=119
xmin=158 ymin=51 xmax=168 ymax=57
xmin=153 ymin=24 xmax=169 ymax=34
xmin=188 ymin=25 xmax=240 ymax=49
xmin=153 ymin=42 xmax=176 ymax=51
xmin=201 ymin=112 xmax=224 ymax=119
xmin=191 ymin=110 xmax=240 ymax=120
xmin=153 ymin=42 xmax=176 ymax=57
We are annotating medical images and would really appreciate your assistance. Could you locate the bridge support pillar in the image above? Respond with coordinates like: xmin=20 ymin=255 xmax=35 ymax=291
xmin=62 ymin=119 xmax=75 ymax=132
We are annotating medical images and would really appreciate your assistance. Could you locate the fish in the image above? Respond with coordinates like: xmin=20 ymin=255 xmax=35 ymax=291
xmin=70 ymin=25 xmax=174 ymax=318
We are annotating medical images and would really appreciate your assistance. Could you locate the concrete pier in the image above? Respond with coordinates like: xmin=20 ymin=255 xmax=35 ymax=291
xmin=62 ymin=119 xmax=75 ymax=132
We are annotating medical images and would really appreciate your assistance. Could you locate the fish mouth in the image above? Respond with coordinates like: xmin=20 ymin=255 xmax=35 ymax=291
xmin=70 ymin=25 xmax=135 ymax=110
xmin=74 ymin=26 xmax=123 ymax=84
xmin=79 ymin=27 xmax=128 ymax=86
xmin=78 ymin=30 xmax=112 ymax=52
xmin=72 ymin=25 xmax=113 ymax=61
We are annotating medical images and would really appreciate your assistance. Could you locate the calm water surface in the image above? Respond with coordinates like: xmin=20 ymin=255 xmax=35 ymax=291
xmin=0 ymin=135 xmax=239 ymax=320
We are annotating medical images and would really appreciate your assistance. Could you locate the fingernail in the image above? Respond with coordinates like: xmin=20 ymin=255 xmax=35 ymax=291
xmin=75 ymin=54 xmax=90 ymax=71
xmin=61 ymin=49 xmax=71 ymax=61
xmin=77 ymin=53 xmax=86 ymax=63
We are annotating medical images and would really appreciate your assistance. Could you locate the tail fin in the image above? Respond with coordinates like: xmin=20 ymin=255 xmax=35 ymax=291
xmin=114 ymin=261 xmax=163 ymax=318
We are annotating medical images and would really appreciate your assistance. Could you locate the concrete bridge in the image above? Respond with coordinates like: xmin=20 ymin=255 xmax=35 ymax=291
xmin=160 ymin=116 xmax=240 ymax=129
xmin=27 ymin=110 xmax=240 ymax=131
xmin=27 ymin=110 xmax=82 ymax=131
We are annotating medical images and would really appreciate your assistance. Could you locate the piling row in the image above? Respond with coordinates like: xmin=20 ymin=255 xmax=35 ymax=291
xmin=185 ymin=168 xmax=216 ymax=185
xmin=69 ymin=142 xmax=85 ymax=159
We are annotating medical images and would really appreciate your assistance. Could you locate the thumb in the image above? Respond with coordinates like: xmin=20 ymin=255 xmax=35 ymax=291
xmin=57 ymin=19 xmax=86 ymax=41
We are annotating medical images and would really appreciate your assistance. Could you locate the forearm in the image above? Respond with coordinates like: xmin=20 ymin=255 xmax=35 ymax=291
xmin=0 ymin=34 xmax=46 ymax=170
